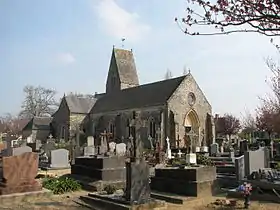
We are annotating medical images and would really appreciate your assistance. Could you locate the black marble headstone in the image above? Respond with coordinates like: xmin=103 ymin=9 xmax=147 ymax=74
xmin=125 ymin=159 xmax=151 ymax=204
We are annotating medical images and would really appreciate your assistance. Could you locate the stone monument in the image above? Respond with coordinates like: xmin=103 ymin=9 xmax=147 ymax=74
xmin=0 ymin=152 xmax=42 ymax=194
xmin=125 ymin=113 xmax=151 ymax=204
xmin=166 ymin=137 xmax=172 ymax=159
xmin=185 ymin=129 xmax=198 ymax=165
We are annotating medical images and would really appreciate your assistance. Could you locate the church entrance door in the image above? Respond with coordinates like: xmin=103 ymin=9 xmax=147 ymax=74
xmin=184 ymin=110 xmax=200 ymax=153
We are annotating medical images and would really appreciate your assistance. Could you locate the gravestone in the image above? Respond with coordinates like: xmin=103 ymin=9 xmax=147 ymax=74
xmin=235 ymin=156 xmax=245 ymax=181
xmin=125 ymin=114 xmax=151 ymax=204
xmin=116 ymin=143 xmax=126 ymax=156
xmin=87 ymin=136 xmax=94 ymax=147
xmin=50 ymin=149 xmax=70 ymax=168
xmin=240 ymin=140 xmax=248 ymax=155
xmin=2 ymin=145 xmax=32 ymax=157
xmin=12 ymin=146 xmax=32 ymax=156
xmin=186 ymin=153 xmax=197 ymax=164
xmin=210 ymin=143 xmax=219 ymax=156
xmin=84 ymin=136 xmax=95 ymax=156
xmin=0 ymin=152 xmax=42 ymax=195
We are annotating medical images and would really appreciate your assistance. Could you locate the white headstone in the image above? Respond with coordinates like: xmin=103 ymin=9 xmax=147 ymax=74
xmin=116 ymin=143 xmax=126 ymax=156
xmin=12 ymin=146 xmax=32 ymax=156
xmin=195 ymin=146 xmax=200 ymax=152
xmin=166 ymin=137 xmax=172 ymax=159
xmin=109 ymin=142 xmax=116 ymax=152
xmin=186 ymin=153 xmax=197 ymax=165
xmin=87 ymin=136 xmax=94 ymax=147
xmin=50 ymin=149 xmax=70 ymax=168
xmin=201 ymin=146 xmax=209 ymax=153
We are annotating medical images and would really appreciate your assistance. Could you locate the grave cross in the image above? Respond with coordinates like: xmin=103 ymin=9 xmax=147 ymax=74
xmin=186 ymin=129 xmax=199 ymax=153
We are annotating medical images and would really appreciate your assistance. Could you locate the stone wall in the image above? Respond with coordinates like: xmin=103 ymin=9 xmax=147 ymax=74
xmin=167 ymin=75 xmax=212 ymax=148
xmin=90 ymin=107 xmax=164 ymax=147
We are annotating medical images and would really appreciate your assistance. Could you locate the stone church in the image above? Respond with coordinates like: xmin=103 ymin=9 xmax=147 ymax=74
xmin=83 ymin=47 xmax=215 ymax=150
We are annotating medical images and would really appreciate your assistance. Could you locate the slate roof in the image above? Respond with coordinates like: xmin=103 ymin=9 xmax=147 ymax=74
xmin=112 ymin=48 xmax=139 ymax=85
xmin=91 ymin=76 xmax=186 ymax=114
xmin=65 ymin=95 xmax=97 ymax=114
xmin=23 ymin=116 xmax=53 ymax=131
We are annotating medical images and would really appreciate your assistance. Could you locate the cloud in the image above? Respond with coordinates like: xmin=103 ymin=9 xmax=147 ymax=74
xmin=95 ymin=0 xmax=151 ymax=42
xmin=56 ymin=52 xmax=76 ymax=64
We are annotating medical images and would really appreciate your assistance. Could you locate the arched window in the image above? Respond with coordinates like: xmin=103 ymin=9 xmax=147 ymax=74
xmin=149 ymin=119 xmax=156 ymax=138
xmin=109 ymin=121 xmax=115 ymax=137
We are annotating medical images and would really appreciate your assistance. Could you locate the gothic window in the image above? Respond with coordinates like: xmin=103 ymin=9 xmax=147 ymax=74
xmin=109 ymin=122 xmax=115 ymax=137
xmin=60 ymin=125 xmax=66 ymax=139
xmin=149 ymin=119 xmax=156 ymax=138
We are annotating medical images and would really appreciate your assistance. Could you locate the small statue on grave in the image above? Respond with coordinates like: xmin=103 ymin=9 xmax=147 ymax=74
xmin=148 ymin=135 xmax=154 ymax=150
xmin=166 ymin=137 xmax=172 ymax=159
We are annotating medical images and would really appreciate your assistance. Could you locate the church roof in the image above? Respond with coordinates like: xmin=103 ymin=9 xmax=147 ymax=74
xmin=91 ymin=76 xmax=186 ymax=113
xmin=111 ymin=48 xmax=139 ymax=85
xmin=65 ymin=95 xmax=97 ymax=114
xmin=23 ymin=116 xmax=53 ymax=131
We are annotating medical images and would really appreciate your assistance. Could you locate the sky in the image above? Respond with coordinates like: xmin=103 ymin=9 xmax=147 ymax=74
xmin=0 ymin=0 xmax=279 ymax=118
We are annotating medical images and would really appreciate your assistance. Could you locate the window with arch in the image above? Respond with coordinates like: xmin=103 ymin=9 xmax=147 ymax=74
xmin=109 ymin=121 xmax=115 ymax=137
xmin=60 ymin=125 xmax=66 ymax=139
xmin=149 ymin=119 xmax=156 ymax=138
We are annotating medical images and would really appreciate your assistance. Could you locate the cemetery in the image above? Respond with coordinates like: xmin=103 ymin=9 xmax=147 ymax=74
xmin=0 ymin=122 xmax=280 ymax=209
xmin=3 ymin=1 xmax=280 ymax=208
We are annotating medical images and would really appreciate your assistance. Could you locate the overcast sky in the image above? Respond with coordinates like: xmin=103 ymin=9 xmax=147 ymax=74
xmin=1 ymin=0 xmax=279 ymax=118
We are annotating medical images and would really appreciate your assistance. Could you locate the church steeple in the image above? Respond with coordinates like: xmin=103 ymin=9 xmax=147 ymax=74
xmin=105 ymin=48 xmax=139 ymax=94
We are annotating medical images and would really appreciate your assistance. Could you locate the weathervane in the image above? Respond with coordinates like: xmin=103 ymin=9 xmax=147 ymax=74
xmin=121 ymin=38 xmax=126 ymax=48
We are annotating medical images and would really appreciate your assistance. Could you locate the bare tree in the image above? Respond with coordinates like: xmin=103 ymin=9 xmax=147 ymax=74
xmin=20 ymin=85 xmax=58 ymax=118
xmin=241 ymin=109 xmax=257 ymax=136
xmin=0 ymin=114 xmax=28 ymax=135
xmin=175 ymin=0 xmax=280 ymax=36
xmin=221 ymin=113 xmax=241 ymax=140
xmin=164 ymin=69 xmax=173 ymax=80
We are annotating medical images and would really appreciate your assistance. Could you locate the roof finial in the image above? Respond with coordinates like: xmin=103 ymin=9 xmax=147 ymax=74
xmin=188 ymin=68 xmax=191 ymax=74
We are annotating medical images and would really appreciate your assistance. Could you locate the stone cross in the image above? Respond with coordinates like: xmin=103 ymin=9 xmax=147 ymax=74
xmin=48 ymin=134 xmax=53 ymax=139
xmin=129 ymin=113 xmax=144 ymax=161
xmin=148 ymin=135 xmax=154 ymax=150
xmin=178 ymin=149 xmax=183 ymax=158
xmin=186 ymin=129 xmax=198 ymax=153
